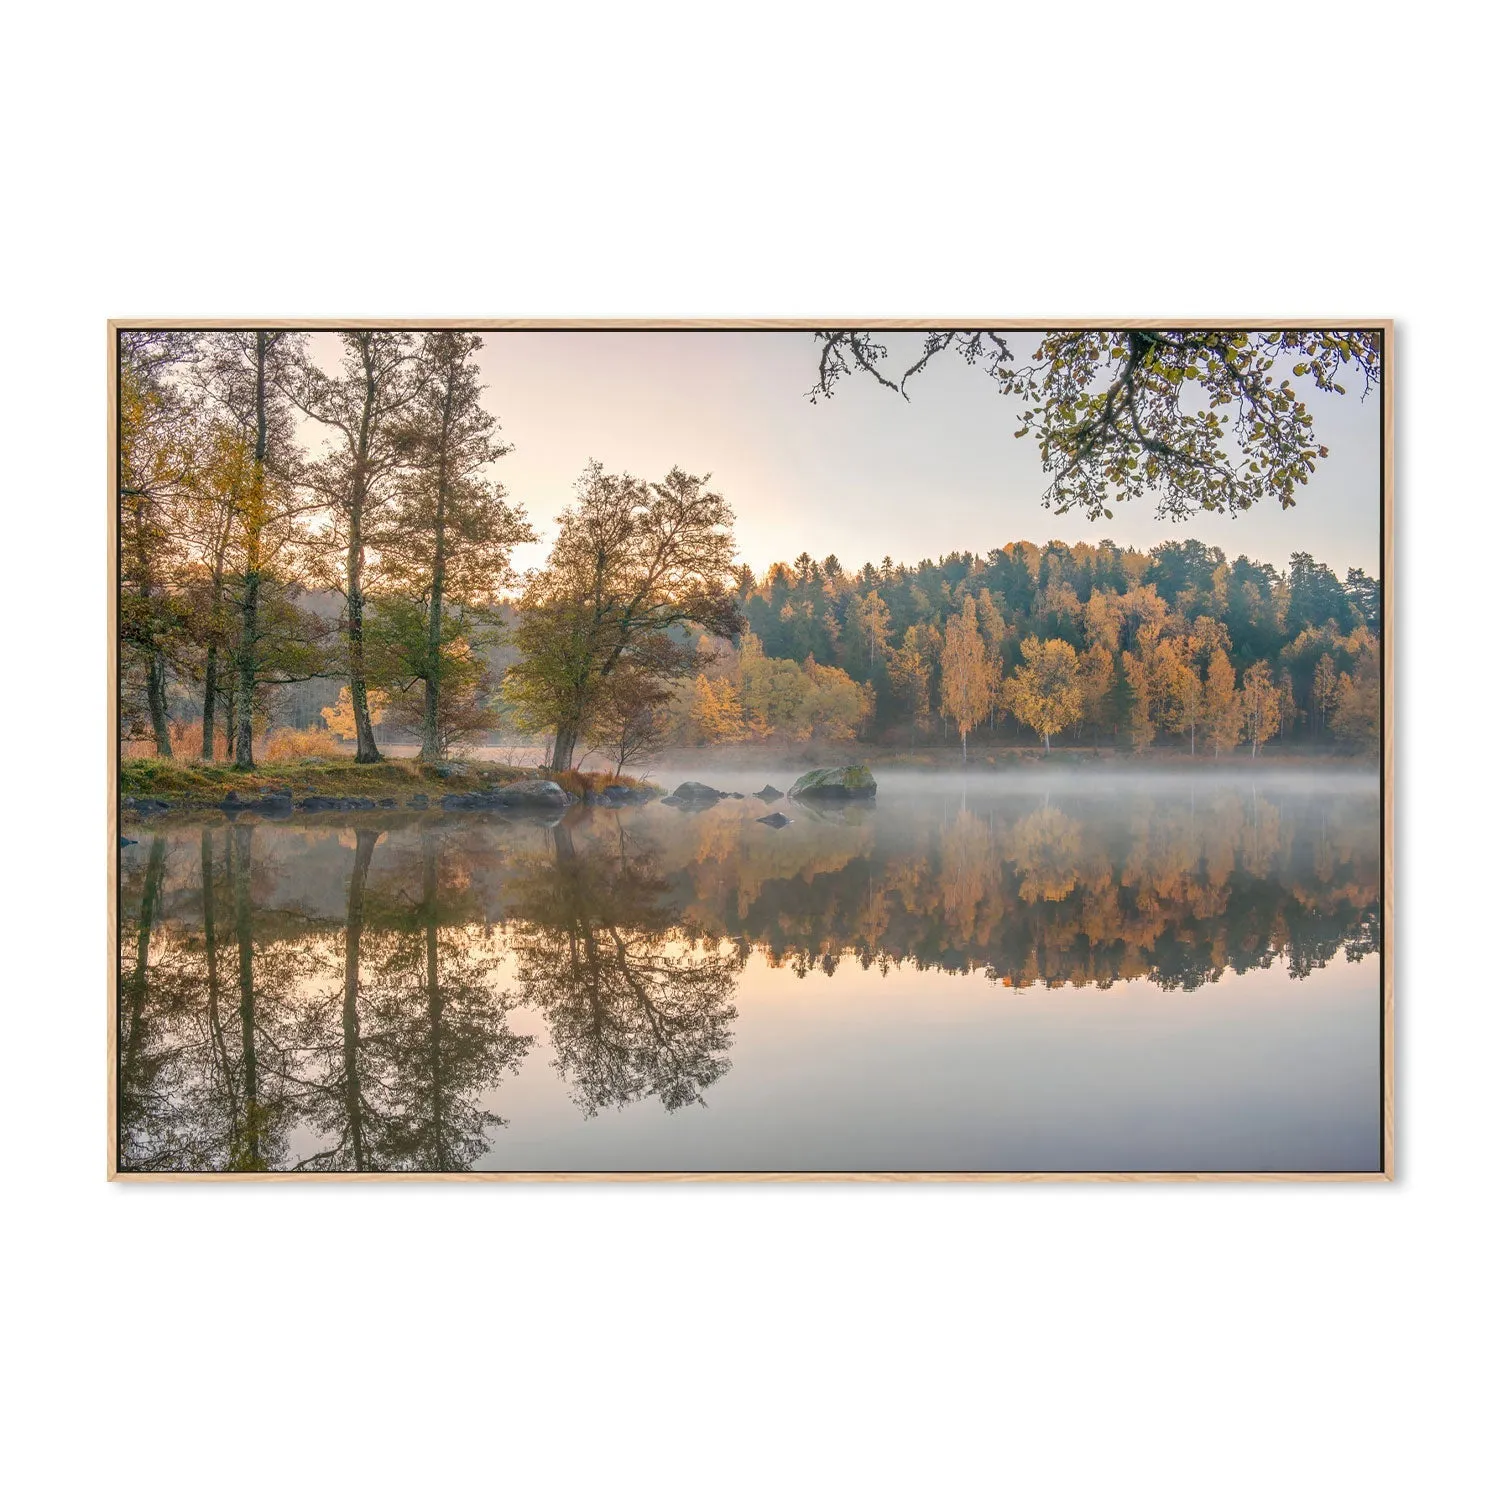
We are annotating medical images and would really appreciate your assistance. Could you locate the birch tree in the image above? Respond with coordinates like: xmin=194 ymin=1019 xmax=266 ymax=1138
xmin=289 ymin=332 xmax=427 ymax=761
xmin=940 ymin=596 xmax=996 ymax=763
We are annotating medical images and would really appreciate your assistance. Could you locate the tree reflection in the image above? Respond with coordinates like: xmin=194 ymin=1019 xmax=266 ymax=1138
xmin=117 ymin=783 xmax=1380 ymax=1171
xmin=509 ymin=821 xmax=741 ymax=1114
xmin=292 ymin=828 xmax=533 ymax=1172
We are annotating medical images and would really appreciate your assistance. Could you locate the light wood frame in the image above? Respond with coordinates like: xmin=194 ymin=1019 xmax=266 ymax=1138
xmin=108 ymin=318 xmax=1396 ymax=1183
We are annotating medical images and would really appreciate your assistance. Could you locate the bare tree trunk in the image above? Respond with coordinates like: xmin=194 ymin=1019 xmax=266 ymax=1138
xmin=222 ymin=677 xmax=236 ymax=762
xmin=235 ymin=570 xmax=259 ymax=768
xmin=421 ymin=380 xmax=454 ymax=763
xmin=346 ymin=344 xmax=382 ymax=764
xmin=200 ymin=643 xmax=218 ymax=760
xmin=550 ymin=717 xmax=581 ymax=773
xmin=346 ymin=530 xmax=381 ymax=762
xmin=235 ymin=335 xmax=272 ymax=772
xmin=146 ymin=650 xmax=172 ymax=757
xmin=200 ymin=563 xmax=226 ymax=759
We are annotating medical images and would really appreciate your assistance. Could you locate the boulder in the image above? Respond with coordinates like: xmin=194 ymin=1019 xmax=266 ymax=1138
xmin=754 ymin=785 xmax=784 ymax=802
xmin=756 ymin=812 xmax=792 ymax=828
xmin=441 ymin=780 xmax=571 ymax=812
xmin=671 ymin=781 xmax=726 ymax=803
xmin=600 ymin=783 xmax=656 ymax=805
xmin=123 ymin=796 xmax=171 ymax=816
xmin=495 ymin=779 xmax=571 ymax=808
xmin=218 ymin=790 xmax=292 ymax=816
xmin=788 ymin=765 xmax=877 ymax=800
xmin=407 ymin=793 xmax=430 ymax=809
xmin=377 ymin=797 xmax=397 ymax=808
xmin=296 ymin=794 xmax=372 ymax=812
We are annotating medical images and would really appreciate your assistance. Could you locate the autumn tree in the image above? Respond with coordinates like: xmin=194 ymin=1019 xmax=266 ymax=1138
xmin=940 ymin=596 xmax=997 ymax=763
xmin=1168 ymin=641 xmax=1205 ymax=756
xmin=119 ymin=332 xmax=197 ymax=756
xmin=288 ymin=332 xmax=428 ymax=761
xmin=1204 ymin=649 xmax=1243 ymax=757
xmin=1009 ymin=637 xmax=1082 ymax=753
xmin=323 ymin=684 xmax=387 ymax=742
xmin=848 ymin=589 xmax=892 ymax=675
xmin=175 ymin=418 xmax=250 ymax=758
xmin=591 ymin=669 xmax=674 ymax=775
xmin=505 ymin=463 xmax=742 ymax=771
xmin=375 ymin=332 xmax=533 ymax=760
xmin=198 ymin=331 xmax=327 ymax=768
xmin=1240 ymin=661 xmax=1282 ymax=757
xmin=811 ymin=329 xmax=1381 ymax=519
xmin=1312 ymin=653 xmax=1340 ymax=737
xmin=688 ymin=674 xmax=745 ymax=744
xmin=1330 ymin=628 xmax=1380 ymax=748
xmin=1077 ymin=641 xmax=1117 ymax=748
xmin=887 ymin=624 xmax=939 ymax=745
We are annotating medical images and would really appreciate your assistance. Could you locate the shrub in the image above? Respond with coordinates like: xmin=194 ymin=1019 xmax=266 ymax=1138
xmin=260 ymin=727 xmax=347 ymax=762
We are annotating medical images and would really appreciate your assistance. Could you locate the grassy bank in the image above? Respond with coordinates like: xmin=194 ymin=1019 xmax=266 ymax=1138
xmin=120 ymin=756 xmax=650 ymax=809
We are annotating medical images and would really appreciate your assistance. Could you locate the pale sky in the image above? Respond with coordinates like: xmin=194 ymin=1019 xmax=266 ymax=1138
xmin=309 ymin=330 xmax=1383 ymax=580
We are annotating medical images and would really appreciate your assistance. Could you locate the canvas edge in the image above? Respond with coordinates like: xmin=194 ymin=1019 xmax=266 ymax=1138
xmin=107 ymin=319 xmax=120 ymax=1183
xmin=106 ymin=317 xmax=1396 ymax=1185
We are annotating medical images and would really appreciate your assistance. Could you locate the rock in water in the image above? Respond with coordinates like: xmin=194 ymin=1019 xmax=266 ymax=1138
xmin=755 ymin=784 xmax=784 ymax=802
xmin=671 ymin=781 xmax=726 ymax=803
xmin=441 ymin=780 xmax=572 ymax=812
xmin=495 ymin=779 xmax=570 ymax=808
xmin=756 ymin=811 xmax=792 ymax=828
xmin=788 ymin=765 xmax=877 ymax=800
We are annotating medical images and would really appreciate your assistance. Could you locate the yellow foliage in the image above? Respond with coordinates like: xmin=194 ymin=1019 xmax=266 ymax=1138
xmin=261 ymin=726 xmax=347 ymax=762
xmin=321 ymin=685 xmax=388 ymax=741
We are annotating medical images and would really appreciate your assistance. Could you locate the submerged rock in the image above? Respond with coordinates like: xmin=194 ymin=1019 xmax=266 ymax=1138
xmin=756 ymin=811 xmax=792 ymax=828
xmin=754 ymin=784 xmax=784 ymax=802
xmin=788 ymin=765 xmax=877 ymax=800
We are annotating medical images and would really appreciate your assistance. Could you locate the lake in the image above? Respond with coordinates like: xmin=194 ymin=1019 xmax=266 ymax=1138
xmin=117 ymin=766 xmax=1382 ymax=1174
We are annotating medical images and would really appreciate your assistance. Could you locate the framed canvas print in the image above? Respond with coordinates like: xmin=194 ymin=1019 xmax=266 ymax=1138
xmin=110 ymin=321 xmax=1392 ymax=1180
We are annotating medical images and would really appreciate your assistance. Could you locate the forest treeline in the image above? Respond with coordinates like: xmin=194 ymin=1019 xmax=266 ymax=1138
xmin=675 ymin=537 xmax=1380 ymax=758
xmin=120 ymin=330 xmax=1381 ymax=776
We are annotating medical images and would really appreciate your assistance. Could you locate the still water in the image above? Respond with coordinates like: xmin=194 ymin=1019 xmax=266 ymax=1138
xmin=117 ymin=768 xmax=1381 ymax=1173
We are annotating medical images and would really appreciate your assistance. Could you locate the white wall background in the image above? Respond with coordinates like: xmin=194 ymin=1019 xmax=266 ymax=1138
xmin=1 ymin=3 xmax=1491 ymax=1495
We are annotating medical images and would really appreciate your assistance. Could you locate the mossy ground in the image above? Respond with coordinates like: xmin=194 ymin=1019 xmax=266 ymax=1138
xmin=120 ymin=756 xmax=651 ymax=808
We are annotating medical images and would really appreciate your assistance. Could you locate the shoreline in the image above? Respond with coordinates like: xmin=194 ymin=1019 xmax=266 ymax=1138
xmin=118 ymin=749 xmax=1377 ymax=819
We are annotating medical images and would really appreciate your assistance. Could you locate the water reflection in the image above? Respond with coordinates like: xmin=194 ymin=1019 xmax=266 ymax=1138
xmin=117 ymin=780 xmax=1380 ymax=1172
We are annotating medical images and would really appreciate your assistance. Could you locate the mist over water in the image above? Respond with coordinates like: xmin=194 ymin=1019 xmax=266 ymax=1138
xmin=117 ymin=765 xmax=1381 ymax=1173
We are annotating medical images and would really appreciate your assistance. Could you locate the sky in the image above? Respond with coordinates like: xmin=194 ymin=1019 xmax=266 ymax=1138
xmin=309 ymin=330 xmax=1383 ymax=580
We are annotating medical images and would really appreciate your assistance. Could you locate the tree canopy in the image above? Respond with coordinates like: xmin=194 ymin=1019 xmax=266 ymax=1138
xmin=811 ymin=329 xmax=1381 ymax=520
